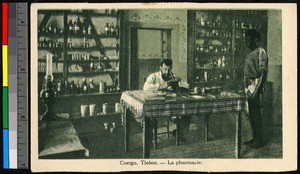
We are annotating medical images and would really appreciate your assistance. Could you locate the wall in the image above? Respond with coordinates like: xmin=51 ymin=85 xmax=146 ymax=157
xmin=125 ymin=9 xmax=188 ymax=81
xmin=266 ymin=10 xmax=282 ymax=126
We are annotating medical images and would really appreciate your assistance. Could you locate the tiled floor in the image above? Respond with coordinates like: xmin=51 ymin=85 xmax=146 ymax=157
xmin=79 ymin=113 xmax=282 ymax=159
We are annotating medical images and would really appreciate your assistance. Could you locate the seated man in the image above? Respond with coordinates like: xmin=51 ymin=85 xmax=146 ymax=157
xmin=143 ymin=59 xmax=190 ymax=142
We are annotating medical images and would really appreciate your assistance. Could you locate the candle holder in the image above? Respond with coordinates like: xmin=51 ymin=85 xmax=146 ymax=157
xmin=39 ymin=74 xmax=57 ymax=124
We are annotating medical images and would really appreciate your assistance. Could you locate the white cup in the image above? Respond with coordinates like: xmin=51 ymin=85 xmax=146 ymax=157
xmin=89 ymin=104 xmax=96 ymax=116
xmin=80 ymin=105 xmax=88 ymax=117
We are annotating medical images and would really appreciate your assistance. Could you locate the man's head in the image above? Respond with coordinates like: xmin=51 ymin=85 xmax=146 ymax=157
xmin=160 ymin=59 xmax=173 ymax=75
xmin=245 ymin=29 xmax=261 ymax=49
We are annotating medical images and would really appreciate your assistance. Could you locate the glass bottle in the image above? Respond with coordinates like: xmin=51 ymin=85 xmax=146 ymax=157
xmin=76 ymin=80 xmax=81 ymax=94
xmin=74 ymin=17 xmax=81 ymax=34
xmin=82 ymin=78 xmax=88 ymax=94
xmin=48 ymin=24 xmax=52 ymax=33
xmin=57 ymin=78 xmax=62 ymax=95
xmin=89 ymin=78 xmax=95 ymax=93
xmin=68 ymin=20 xmax=73 ymax=34
xmin=104 ymin=23 xmax=110 ymax=35
xmin=110 ymin=22 xmax=115 ymax=35
xmin=64 ymin=80 xmax=69 ymax=95
xmin=114 ymin=24 xmax=119 ymax=36
xmin=70 ymin=81 xmax=75 ymax=95
xmin=87 ymin=24 xmax=92 ymax=35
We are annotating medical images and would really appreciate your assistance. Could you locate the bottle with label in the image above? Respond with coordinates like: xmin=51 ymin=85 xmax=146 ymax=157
xmin=114 ymin=24 xmax=119 ymax=36
xmin=68 ymin=38 xmax=72 ymax=48
xmin=74 ymin=17 xmax=81 ymax=34
xmin=76 ymin=80 xmax=81 ymax=94
xmin=87 ymin=24 xmax=92 ymax=35
xmin=64 ymin=80 xmax=69 ymax=95
xmin=110 ymin=22 xmax=115 ymax=35
xmin=89 ymin=78 xmax=95 ymax=93
xmin=68 ymin=20 xmax=73 ymax=34
xmin=82 ymin=78 xmax=88 ymax=94
xmin=48 ymin=24 xmax=53 ymax=34
xmin=57 ymin=78 xmax=62 ymax=95
xmin=104 ymin=23 xmax=110 ymax=35
xmin=70 ymin=81 xmax=75 ymax=95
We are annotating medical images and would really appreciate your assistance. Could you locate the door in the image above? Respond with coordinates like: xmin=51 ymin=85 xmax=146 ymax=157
xmin=130 ymin=28 xmax=171 ymax=90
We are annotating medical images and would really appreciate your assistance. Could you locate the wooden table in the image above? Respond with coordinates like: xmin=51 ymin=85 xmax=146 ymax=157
xmin=120 ymin=90 xmax=247 ymax=159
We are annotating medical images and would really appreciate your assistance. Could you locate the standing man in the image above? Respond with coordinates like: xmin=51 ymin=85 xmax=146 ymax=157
xmin=244 ymin=29 xmax=268 ymax=148
xmin=143 ymin=59 xmax=190 ymax=142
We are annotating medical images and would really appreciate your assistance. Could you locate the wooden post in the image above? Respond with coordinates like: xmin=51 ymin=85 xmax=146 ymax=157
xmin=143 ymin=118 xmax=151 ymax=158
xmin=124 ymin=108 xmax=129 ymax=152
xmin=204 ymin=114 xmax=209 ymax=141
xmin=235 ymin=111 xmax=242 ymax=158
xmin=154 ymin=118 xmax=157 ymax=149
xmin=176 ymin=116 xmax=179 ymax=146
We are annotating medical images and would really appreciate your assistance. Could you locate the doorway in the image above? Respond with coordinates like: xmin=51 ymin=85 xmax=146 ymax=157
xmin=126 ymin=21 xmax=176 ymax=90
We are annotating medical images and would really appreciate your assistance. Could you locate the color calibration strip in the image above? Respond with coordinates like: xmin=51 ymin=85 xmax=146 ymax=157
xmin=2 ymin=2 xmax=9 ymax=169
xmin=9 ymin=3 xmax=18 ymax=169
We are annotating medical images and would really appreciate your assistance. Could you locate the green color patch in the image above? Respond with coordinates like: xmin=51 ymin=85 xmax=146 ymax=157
xmin=3 ymin=87 xmax=8 ymax=128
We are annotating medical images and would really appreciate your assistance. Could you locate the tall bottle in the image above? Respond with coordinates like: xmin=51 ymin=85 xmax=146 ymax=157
xmin=114 ymin=24 xmax=119 ymax=36
xmin=104 ymin=23 xmax=110 ymax=35
xmin=110 ymin=22 xmax=115 ymax=35
xmin=68 ymin=20 xmax=73 ymax=34
xmin=76 ymin=80 xmax=81 ymax=94
xmin=87 ymin=24 xmax=92 ymax=35
xmin=74 ymin=17 xmax=81 ymax=34
xmin=89 ymin=78 xmax=95 ymax=93
xmin=82 ymin=78 xmax=88 ymax=94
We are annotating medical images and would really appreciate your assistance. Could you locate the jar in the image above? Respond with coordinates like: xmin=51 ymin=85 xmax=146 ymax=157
xmin=102 ymin=103 xmax=108 ymax=114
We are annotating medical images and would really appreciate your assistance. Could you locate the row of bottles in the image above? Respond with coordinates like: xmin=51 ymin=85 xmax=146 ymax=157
xmin=67 ymin=54 xmax=116 ymax=61
xmin=38 ymin=38 xmax=63 ymax=48
xmin=195 ymin=69 xmax=242 ymax=83
xmin=38 ymin=24 xmax=64 ymax=34
xmin=68 ymin=61 xmax=118 ymax=73
xmin=196 ymin=29 xmax=232 ymax=38
xmin=38 ymin=62 xmax=63 ymax=73
xmin=195 ymin=56 xmax=227 ymax=69
xmin=195 ymin=42 xmax=231 ymax=54
xmin=234 ymin=19 xmax=260 ymax=30
xmin=68 ymin=17 xmax=93 ymax=35
xmin=67 ymin=37 xmax=92 ymax=48
xmin=102 ymin=22 xmax=119 ymax=35
xmin=56 ymin=78 xmax=120 ymax=95
xmin=196 ymin=18 xmax=230 ymax=28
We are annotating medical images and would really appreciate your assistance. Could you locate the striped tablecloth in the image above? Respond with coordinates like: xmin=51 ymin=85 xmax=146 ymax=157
xmin=120 ymin=90 xmax=247 ymax=122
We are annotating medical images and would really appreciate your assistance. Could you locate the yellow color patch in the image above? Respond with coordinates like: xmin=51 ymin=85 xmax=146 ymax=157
xmin=2 ymin=45 xmax=8 ymax=86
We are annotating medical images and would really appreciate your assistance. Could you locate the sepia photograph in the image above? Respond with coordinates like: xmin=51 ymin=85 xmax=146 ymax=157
xmin=31 ymin=2 xmax=297 ymax=172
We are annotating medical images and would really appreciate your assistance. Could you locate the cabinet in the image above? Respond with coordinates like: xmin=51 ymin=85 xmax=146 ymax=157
xmin=187 ymin=10 xmax=267 ymax=91
xmin=38 ymin=9 xmax=125 ymax=120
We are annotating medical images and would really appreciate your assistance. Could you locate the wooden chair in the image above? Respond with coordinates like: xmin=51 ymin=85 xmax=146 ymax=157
xmin=143 ymin=77 xmax=172 ymax=149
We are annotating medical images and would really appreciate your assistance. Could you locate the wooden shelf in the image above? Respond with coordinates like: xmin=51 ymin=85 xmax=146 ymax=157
xmin=196 ymin=25 xmax=232 ymax=30
xmin=57 ymin=92 xmax=121 ymax=98
xmin=38 ymin=59 xmax=64 ymax=63
xmin=71 ymin=112 xmax=121 ymax=120
xmin=38 ymin=32 xmax=64 ymax=38
xmin=196 ymin=37 xmax=232 ymax=41
xmin=38 ymin=72 xmax=63 ymax=74
xmin=38 ymin=47 xmax=64 ymax=52
xmin=67 ymin=33 xmax=119 ymax=39
xmin=67 ymin=70 xmax=119 ymax=76
xmin=67 ymin=59 xmax=119 ymax=63
xmin=67 ymin=46 xmax=118 ymax=51
xmin=195 ymin=67 xmax=243 ymax=70
xmin=195 ymin=52 xmax=232 ymax=57
xmin=66 ymin=10 xmax=119 ymax=18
